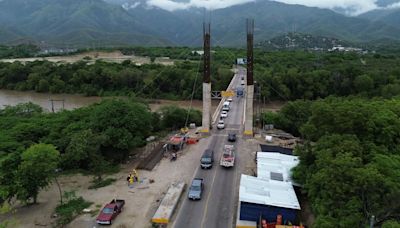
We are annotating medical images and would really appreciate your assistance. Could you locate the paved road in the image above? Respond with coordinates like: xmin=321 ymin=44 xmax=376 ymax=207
xmin=172 ymin=68 xmax=247 ymax=228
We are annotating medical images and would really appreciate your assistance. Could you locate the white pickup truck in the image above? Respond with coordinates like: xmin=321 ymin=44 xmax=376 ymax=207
xmin=220 ymin=145 xmax=235 ymax=167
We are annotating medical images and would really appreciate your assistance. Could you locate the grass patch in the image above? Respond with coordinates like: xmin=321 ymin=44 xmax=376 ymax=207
xmin=88 ymin=178 xmax=117 ymax=190
xmin=55 ymin=191 xmax=92 ymax=226
xmin=90 ymin=208 xmax=100 ymax=217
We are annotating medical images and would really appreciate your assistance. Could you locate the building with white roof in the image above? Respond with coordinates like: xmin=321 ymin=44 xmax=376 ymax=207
xmin=256 ymin=152 xmax=300 ymax=186
xmin=236 ymin=150 xmax=302 ymax=227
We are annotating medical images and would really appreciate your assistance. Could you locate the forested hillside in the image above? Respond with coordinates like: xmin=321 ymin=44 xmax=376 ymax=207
xmin=1 ymin=0 xmax=400 ymax=46
xmin=254 ymin=51 xmax=400 ymax=100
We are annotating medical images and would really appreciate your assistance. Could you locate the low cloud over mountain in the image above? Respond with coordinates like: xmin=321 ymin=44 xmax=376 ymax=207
xmin=107 ymin=0 xmax=400 ymax=15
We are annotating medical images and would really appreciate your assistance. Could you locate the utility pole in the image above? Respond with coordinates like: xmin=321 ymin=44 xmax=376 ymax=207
xmin=49 ymin=99 xmax=65 ymax=113
xmin=244 ymin=18 xmax=254 ymax=136
xmin=201 ymin=22 xmax=212 ymax=133
xmin=369 ymin=215 xmax=375 ymax=228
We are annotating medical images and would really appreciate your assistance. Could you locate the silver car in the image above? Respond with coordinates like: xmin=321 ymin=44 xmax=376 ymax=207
xmin=188 ymin=178 xmax=203 ymax=200
xmin=217 ymin=120 xmax=225 ymax=129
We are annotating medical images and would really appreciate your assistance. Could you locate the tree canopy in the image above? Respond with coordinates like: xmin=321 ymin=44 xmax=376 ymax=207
xmin=266 ymin=98 xmax=400 ymax=226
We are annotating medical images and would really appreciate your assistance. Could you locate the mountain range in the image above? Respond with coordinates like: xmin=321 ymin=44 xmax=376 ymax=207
xmin=0 ymin=0 xmax=400 ymax=47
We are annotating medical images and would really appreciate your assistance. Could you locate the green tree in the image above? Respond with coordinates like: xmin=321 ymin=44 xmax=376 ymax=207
xmin=160 ymin=105 xmax=201 ymax=130
xmin=62 ymin=130 xmax=104 ymax=170
xmin=0 ymin=153 xmax=21 ymax=204
xmin=354 ymin=74 xmax=374 ymax=93
xmin=16 ymin=144 xmax=60 ymax=204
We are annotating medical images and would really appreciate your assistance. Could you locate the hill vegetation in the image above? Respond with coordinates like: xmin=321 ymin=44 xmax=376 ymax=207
xmin=1 ymin=0 xmax=400 ymax=46
xmin=256 ymin=33 xmax=352 ymax=51
xmin=254 ymin=51 xmax=400 ymax=101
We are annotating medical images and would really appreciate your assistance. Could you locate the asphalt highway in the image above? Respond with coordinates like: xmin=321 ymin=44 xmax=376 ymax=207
xmin=172 ymin=68 xmax=247 ymax=228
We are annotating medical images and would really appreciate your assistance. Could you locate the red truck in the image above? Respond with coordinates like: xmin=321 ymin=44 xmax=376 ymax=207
xmin=96 ymin=199 xmax=125 ymax=225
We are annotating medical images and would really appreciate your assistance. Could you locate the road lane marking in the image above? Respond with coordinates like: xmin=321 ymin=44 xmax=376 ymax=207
xmin=200 ymin=147 xmax=220 ymax=228
xmin=171 ymin=137 xmax=214 ymax=228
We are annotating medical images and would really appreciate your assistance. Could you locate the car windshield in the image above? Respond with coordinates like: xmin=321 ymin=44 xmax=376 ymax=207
xmin=102 ymin=208 xmax=114 ymax=214
xmin=190 ymin=185 xmax=201 ymax=191
xmin=201 ymin=157 xmax=211 ymax=163
xmin=223 ymin=153 xmax=231 ymax=158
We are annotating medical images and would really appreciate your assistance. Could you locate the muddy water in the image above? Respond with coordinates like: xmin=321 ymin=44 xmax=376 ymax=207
xmin=0 ymin=89 xmax=219 ymax=113
xmin=0 ymin=89 xmax=102 ymax=112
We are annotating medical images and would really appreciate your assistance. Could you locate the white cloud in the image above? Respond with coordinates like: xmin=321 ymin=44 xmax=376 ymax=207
xmin=143 ymin=0 xmax=400 ymax=15
xmin=146 ymin=0 xmax=254 ymax=11
xmin=385 ymin=2 xmax=400 ymax=9
xmin=271 ymin=0 xmax=379 ymax=15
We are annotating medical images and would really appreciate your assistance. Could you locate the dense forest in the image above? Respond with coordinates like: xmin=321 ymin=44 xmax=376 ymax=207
xmin=0 ymin=44 xmax=39 ymax=58
xmin=264 ymin=98 xmax=400 ymax=227
xmin=254 ymin=51 xmax=400 ymax=101
xmin=0 ymin=60 xmax=234 ymax=99
xmin=0 ymin=101 xmax=201 ymax=205
xmin=0 ymin=48 xmax=236 ymax=99
xmin=2 ymin=48 xmax=400 ymax=103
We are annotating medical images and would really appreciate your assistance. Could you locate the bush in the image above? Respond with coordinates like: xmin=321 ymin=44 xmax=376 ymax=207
xmin=55 ymin=191 xmax=92 ymax=226
xmin=88 ymin=178 xmax=117 ymax=189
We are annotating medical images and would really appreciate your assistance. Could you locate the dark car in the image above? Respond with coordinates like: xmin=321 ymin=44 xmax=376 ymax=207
xmin=200 ymin=149 xmax=214 ymax=169
xmin=188 ymin=178 xmax=204 ymax=200
xmin=228 ymin=133 xmax=237 ymax=142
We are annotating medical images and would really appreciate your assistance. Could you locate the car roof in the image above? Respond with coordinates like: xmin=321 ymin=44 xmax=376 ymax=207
xmin=192 ymin=179 xmax=202 ymax=186
xmin=203 ymin=149 xmax=213 ymax=156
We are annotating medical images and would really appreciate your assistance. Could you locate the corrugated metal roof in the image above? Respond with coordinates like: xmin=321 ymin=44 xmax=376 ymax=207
xmin=239 ymin=174 xmax=300 ymax=210
xmin=256 ymin=152 xmax=300 ymax=186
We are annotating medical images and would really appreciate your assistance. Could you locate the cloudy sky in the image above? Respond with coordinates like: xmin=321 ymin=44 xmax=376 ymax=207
xmin=144 ymin=0 xmax=400 ymax=15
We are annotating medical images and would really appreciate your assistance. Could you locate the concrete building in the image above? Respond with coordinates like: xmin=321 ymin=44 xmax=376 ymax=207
xmin=238 ymin=175 xmax=300 ymax=223
xmin=256 ymin=152 xmax=300 ymax=186
xmin=236 ymin=151 xmax=302 ymax=227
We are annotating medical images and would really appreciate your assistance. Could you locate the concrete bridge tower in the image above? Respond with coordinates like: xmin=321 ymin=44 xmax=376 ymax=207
xmin=201 ymin=22 xmax=211 ymax=133
xmin=244 ymin=19 xmax=254 ymax=136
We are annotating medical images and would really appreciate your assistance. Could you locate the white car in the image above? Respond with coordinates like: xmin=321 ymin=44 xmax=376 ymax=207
xmin=220 ymin=111 xmax=228 ymax=118
xmin=227 ymin=98 xmax=233 ymax=102
xmin=217 ymin=120 xmax=225 ymax=129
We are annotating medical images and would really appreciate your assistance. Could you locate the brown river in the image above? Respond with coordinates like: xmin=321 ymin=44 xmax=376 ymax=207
xmin=0 ymin=89 xmax=218 ymax=113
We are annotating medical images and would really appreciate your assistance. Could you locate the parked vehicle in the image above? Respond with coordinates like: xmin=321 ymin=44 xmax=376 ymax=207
xmin=200 ymin=149 xmax=214 ymax=169
xmin=217 ymin=120 xmax=225 ymax=129
xmin=220 ymin=111 xmax=228 ymax=118
xmin=228 ymin=133 xmax=236 ymax=142
xmin=188 ymin=178 xmax=204 ymax=200
xmin=220 ymin=145 xmax=235 ymax=167
xmin=96 ymin=199 xmax=125 ymax=225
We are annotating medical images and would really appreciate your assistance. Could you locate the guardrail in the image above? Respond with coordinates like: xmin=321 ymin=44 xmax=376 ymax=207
xmin=152 ymin=181 xmax=186 ymax=225
xmin=211 ymin=67 xmax=239 ymax=125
